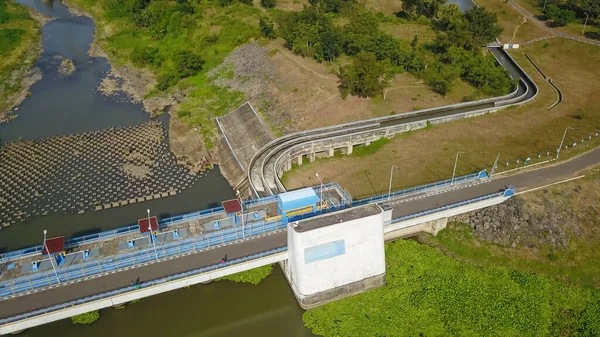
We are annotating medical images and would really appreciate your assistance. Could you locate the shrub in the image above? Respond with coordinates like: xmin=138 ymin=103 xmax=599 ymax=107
xmin=71 ymin=310 xmax=100 ymax=324
xmin=261 ymin=0 xmax=275 ymax=8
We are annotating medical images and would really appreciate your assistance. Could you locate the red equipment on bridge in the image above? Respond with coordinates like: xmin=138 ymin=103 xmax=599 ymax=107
xmin=138 ymin=216 xmax=158 ymax=233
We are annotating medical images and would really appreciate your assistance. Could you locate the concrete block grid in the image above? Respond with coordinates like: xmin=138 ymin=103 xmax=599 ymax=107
xmin=0 ymin=249 xmax=288 ymax=335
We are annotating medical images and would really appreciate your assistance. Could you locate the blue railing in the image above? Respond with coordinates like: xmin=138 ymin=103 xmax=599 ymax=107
xmin=0 ymin=184 xmax=341 ymax=264
xmin=352 ymin=171 xmax=488 ymax=207
xmin=0 ymin=203 xmax=350 ymax=300
xmin=0 ymin=247 xmax=288 ymax=327
xmin=386 ymin=190 xmax=507 ymax=224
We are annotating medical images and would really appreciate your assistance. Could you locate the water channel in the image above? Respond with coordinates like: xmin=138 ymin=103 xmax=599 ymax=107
xmin=1 ymin=0 xmax=316 ymax=335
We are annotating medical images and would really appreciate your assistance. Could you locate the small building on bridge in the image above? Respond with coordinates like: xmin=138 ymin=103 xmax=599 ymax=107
xmin=277 ymin=188 xmax=320 ymax=225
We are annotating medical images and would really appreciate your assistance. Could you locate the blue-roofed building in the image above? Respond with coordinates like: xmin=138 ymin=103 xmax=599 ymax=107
xmin=277 ymin=188 xmax=320 ymax=224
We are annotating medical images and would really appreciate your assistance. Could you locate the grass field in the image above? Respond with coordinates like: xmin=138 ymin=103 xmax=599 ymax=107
xmin=424 ymin=166 xmax=600 ymax=288
xmin=475 ymin=0 xmax=550 ymax=43
xmin=0 ymin=1 xmax=40 ymax=116
xmin=282 ymin=38 xmax=600 ymax=198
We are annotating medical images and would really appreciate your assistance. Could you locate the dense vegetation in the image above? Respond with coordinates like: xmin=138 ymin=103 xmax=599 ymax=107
xmin=304 ymin=240 xmax=600 ymax=337
xmin=539 ymin=0 xmax=599 ymax=27
xmin=71 ymin=310 xmax=100 ymax=324
xmin=0 ymin=0 xmax=39 ymax=116
xmin=271 ymin=1 xmax=514 ymax=97
xmin=218 ymin=264 xmax=273 ymax=284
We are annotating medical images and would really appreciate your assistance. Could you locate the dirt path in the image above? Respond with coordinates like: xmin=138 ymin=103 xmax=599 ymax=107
xmin=508 ymin=17 xmax=528 ymax=44
xmin=508 ymin=0 xmax=600 ymax=47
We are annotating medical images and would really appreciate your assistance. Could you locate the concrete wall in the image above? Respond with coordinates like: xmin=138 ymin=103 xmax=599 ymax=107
xmin=286 ymin=206 xmax=386 ymax=306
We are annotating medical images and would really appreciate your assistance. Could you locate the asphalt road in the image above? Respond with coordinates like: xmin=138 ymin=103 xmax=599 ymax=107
xmin=0 ymin=147 xmax=598 ymax=320
xmin=389 ymin=148 xmax=600 ymax=219
xmin=0 ymin=232 xmax=288 ymax=319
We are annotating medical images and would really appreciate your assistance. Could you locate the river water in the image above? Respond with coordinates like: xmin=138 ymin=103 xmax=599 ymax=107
xmin=1 ymin=0 xmax=315 ymax=335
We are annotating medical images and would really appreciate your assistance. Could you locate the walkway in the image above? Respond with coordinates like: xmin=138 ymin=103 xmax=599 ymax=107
xmin=0 ymin=148 xmax=598 ymax=321
xmin=508 ymin=0 xmax=600 ymax=47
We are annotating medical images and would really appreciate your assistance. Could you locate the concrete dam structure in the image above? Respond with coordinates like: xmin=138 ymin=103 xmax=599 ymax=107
xmin=238 ymin=46 xmax=538 ymax=198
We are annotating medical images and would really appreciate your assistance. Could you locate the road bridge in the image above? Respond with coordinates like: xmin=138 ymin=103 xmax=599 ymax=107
xmin=0 ymin=148 xmax=597 ymax=334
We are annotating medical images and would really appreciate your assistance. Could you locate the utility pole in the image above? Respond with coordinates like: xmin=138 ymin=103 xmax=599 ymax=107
xmin=315 ymin=173 xmax=324 ymax=212
xmin=148 ymin=209 xmax=158 ymax=260
xmin=451 ymin=151 xmax=465 ymax=186
xmin=237 ymin=189 xmax=245 ymax=238
xmin=490 ymin=153 xmax=500 ymax=177
xmin=388 ymin=165 xmax=399 ymax=201
xmin=556 ymin=127 xmax=574 ymax=159
xmin=43 ymin=230 xmax=60 ymax=284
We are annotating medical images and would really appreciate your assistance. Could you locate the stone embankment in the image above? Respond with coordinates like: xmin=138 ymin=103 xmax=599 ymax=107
xmin=455 ymin=197 xmax=568 ymax=248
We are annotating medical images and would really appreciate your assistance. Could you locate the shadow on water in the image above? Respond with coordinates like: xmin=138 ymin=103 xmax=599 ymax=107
xmin=0 ymin=167 xmax=235 ymax=251
xmin=19 ymin=267 xmax=317 ymax=337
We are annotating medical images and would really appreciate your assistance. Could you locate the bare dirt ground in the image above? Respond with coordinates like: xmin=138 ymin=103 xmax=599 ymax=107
xmin=283 ymin=39 xmax=600 ymax=198
xmin=211 ymin=39 xmax=479 ymax=136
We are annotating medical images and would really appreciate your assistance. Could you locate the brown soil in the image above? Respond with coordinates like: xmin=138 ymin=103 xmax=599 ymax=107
xmin=283 ymin=39 xmax=600 ymax=198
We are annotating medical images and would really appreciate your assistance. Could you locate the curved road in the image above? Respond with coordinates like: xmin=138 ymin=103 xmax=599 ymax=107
xmin=247 ymin=47 xmax=538 ymax=198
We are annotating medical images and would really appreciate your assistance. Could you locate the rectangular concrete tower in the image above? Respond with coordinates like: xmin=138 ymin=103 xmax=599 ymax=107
xmin=284 ymin=203 xmax=387 ymax=309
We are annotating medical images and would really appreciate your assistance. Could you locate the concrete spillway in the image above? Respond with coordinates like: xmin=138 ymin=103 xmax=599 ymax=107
xmin=246 ymin=47 xmax=538 ymax=198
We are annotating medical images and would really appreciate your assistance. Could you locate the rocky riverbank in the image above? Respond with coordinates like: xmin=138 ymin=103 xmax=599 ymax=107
xmin=64 ymin=0 xmax=211 ymax=170
xmin=456 ymin=196 xmax=571 ymax=249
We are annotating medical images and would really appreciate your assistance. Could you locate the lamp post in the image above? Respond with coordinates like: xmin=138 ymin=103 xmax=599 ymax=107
xmin=147 ymin=209 xmax=158 ymax=260
xmin=315 ymin=173 xmax=324 ymax=212
xmin=388 ymin=165 xmax=399 ymax=201
xmin=556 ymin=127 xmax=575 ymax=159
xmin=237 ymin=189 xmax=245 ymax=238
xmin=451 ymin=151 xmax=465 ymax=186
xmin=43 ymin=230 xmax=60 ymax=284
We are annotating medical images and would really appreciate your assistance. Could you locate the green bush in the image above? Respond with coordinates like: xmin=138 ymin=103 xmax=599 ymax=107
xmin=71 ymin=310 xmax=100 ymax=324
xmin=303 ymin=240 xmax=600 ymax=337
xmin=218 ymin=265 xmax=273 ymax=284
xmin=0 ymin=29 xmax=25 ymax=55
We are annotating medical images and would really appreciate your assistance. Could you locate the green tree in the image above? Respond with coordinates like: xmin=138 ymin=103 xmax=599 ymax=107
xmin=173 ymin=50 xmax=204 ymax=77
xmin=579 ymin=0 xmax=600 ymax=18
xmin=464 ymin=7 xmax=503 ymax=47
xmin=338 ymin=52 xmax=385 ymax=98
xmin=261 ymin=0 xmax=275 ymax=8
xmin=343 ymin=10 xmax=379 ymax=55
xmin=403 ymin=0 xmax=447 ymax=19
xmin=259 ymin=16 xmax=276 ymax=39
xmin=543 ymin=4 xmax=576 ymax=26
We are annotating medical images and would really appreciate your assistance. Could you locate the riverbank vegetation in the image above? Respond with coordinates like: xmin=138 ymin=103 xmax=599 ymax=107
xmin=0 ymin=0 xmax=41 ymax=122
xmin=218 ymin=264 xmax=273 ymax=284
xmin=71 ymin=310 xmax=100 ymax=324
xmin=304 ymin=239 xmax=600 ymax=336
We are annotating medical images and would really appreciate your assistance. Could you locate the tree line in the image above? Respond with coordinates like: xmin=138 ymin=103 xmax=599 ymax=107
xmin=264 ymin=0 xmax=514 ymax=98
xmin=540 ymin=0 xmax=599 ymax=27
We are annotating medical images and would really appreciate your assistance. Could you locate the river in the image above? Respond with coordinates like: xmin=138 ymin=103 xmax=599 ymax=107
xmin=1 ymin=0 xmax=316 ymax=335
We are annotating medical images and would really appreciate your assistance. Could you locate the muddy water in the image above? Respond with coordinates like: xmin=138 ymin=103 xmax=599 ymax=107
xmin=1 ymin=1 xmax=315 ymax=336
xmin=19 ymin=267 xmax=316 ymax=337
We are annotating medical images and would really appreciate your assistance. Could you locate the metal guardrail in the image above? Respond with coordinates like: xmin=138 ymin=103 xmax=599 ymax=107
xmin=386 ymin=190 xmax=506 ymax=224
xmin=0 ymin=203 xmax=350 ymax=300
xmin=0 ymin=247 xmax=288 ymax=327
xmin=351 ymin=171 xmax=485 ymax=207
xmin=0 ymin=192 xmax=289 ymax=264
